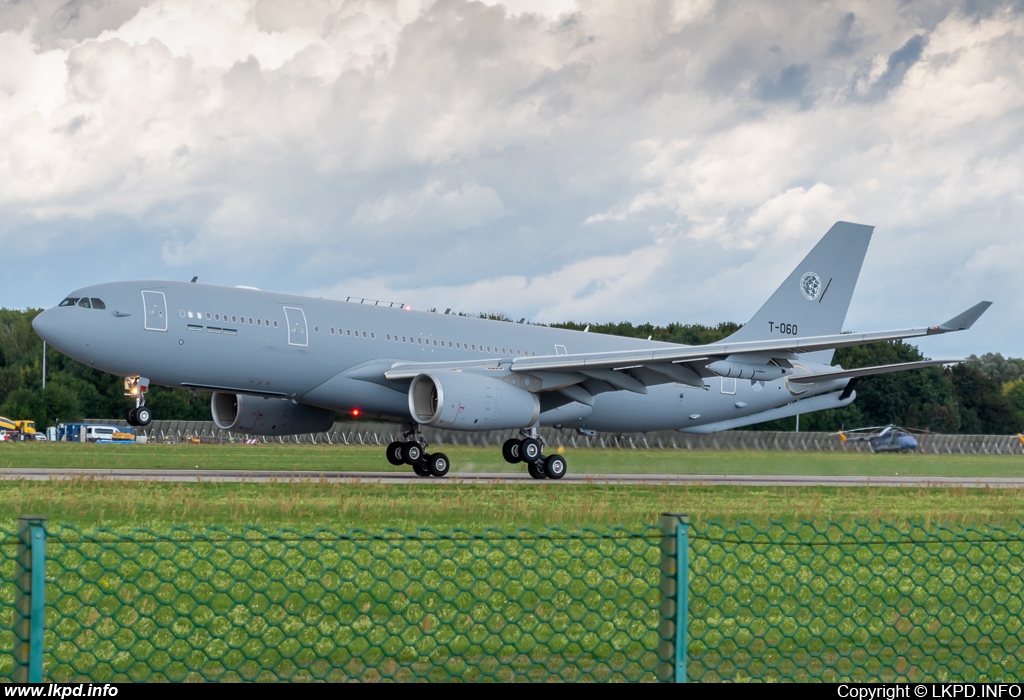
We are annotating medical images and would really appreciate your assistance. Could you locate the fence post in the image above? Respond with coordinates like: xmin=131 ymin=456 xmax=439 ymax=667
xmin=658 ymin=513 xmax=689 ymax=683
xmin=14 ymin=515 xmax=47 ymax=683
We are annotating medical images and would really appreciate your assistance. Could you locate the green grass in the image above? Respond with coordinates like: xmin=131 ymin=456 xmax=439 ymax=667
xmin=2 ymin=442 xmax=1023 ymax=476
xmin=3 ymin=443 xmax=1024 ymax=531
xmin=4 ymin=478 xmax=1024 ymax=531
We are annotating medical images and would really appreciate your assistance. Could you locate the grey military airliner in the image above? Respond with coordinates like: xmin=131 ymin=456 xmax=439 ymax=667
xmin=32 ymin=222 xmax=989 ymax=479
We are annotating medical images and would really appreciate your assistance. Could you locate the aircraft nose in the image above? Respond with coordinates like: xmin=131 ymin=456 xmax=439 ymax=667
xmin=32 ymin=308 xmax=59 ymax=344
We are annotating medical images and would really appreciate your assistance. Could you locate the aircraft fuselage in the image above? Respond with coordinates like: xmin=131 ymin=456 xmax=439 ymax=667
xmin=31 ymin=280 xmax=849 ymax=434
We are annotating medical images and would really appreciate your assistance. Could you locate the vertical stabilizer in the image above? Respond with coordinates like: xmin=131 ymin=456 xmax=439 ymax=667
xmin=724 ymin=221 xmax=873 ymax=363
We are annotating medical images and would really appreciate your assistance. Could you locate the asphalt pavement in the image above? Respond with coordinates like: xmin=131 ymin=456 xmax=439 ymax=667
xmin=2 ymin=468 xmax=1023 ymax=487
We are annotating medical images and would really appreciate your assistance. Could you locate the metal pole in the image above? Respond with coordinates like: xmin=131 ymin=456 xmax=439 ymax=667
xmin=658 ymin=512 xmax=688 ymax=682
xmin=15 ymin=515 xmax=47 ymax=683
xmin=795 ymin=413 xmax=800 ymax=433
xmin=676 ymin=516 xmax=690 ymax=683
xmin=41 ymin=341 xmax=46 ymax=390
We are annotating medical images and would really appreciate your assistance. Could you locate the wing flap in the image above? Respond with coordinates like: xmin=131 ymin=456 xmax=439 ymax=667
xmin=788 ymin=359 xmax=962 ymax=384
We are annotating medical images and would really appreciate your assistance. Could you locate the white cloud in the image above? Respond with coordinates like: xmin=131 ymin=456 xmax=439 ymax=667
xmin=353 ymin=179 xmax=507 ymax=232
xmin=1 ymin=0 xmax=1022 ymax=358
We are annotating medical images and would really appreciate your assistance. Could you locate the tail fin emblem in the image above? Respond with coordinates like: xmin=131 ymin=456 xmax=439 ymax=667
xmin=799 ymin=272 xmax=822 ymax=301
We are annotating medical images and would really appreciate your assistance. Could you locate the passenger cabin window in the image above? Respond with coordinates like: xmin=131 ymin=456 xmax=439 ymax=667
xmin=58 ymin=298 xmax=79 ymax=307
xmin=77 ymin=298 xmax=92 ymax=309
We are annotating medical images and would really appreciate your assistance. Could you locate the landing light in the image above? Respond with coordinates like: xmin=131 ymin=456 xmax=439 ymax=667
xmin=404 ymin=305 xmax=411 ymax=311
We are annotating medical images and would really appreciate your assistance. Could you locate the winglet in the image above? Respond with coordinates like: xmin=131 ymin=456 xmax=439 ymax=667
xmin=936 ymin=301 xmax=992 ymax=332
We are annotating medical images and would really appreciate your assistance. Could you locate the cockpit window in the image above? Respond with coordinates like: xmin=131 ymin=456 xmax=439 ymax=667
xmin=91 ymin=298 xmax=106 ymax=309
xmin=77 ymin=298 xmax=92 ymax=309
xmin=58 ymin=298 xmax=79 ymax=307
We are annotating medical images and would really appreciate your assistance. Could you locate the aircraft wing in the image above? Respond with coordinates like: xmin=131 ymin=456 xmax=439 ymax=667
xmin=509 ymin=302 xmax=991 ymax=374
xmin=383 ymin=302 xmax=990 ymax=403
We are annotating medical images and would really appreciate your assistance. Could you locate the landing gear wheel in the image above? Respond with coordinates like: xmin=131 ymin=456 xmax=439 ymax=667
xmin=502 ymin=438 xmax=522 ymax=464
xmin=527 ymin=461 xmax=547 ymax=480
xmin=135 ymin=406 xmax=153 ymax=426
xmin=428 ymin=453 xmax=450 ymax=478
xmin=412 ymin=461 xmax=431 ymax=477
xmin=386 ymin=442 xmax=405 ymax=466
xmin=403 ymin=442 xmax=423 ymax=464
xmin=544 ymin=454 xmax=567 ymax=480
xmin=520 ymin=438 xmax=542 ymax=462
xmin=127 ymin=407 xmax=139 ymax=426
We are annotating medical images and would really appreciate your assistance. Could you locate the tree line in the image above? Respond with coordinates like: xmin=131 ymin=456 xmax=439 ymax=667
xmin=2 ymin=307 xmax=1022 ymax=434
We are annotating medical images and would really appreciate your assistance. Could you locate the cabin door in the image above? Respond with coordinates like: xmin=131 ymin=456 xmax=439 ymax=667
xmin=141 ymin=291 xmax=167 ymax=332
xmin=283 ymin=307 xmax=308 ymax=347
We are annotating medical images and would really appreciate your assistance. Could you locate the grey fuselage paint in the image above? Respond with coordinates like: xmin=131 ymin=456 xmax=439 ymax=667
xmin=32 ymin=281 xmax=853 ymax=434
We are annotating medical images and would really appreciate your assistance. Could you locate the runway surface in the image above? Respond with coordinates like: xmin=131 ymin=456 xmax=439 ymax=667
xmin=3 ymin=468 xmax=1024 ymax=487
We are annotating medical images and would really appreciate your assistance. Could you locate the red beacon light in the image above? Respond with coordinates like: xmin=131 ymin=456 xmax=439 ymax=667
xmin=351 ymin=408 xmax=361 ymax=417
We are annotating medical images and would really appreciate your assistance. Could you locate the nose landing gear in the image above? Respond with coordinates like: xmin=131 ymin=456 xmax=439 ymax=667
xmin=124 ymin=377 xmax=152 ymax=427
xmin=502 ymin=429 xmax=567 ymax=480
xmin=386 ymin=426 xmax=450 ymax=477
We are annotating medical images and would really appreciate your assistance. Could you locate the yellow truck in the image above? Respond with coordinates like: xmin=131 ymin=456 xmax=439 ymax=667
xmin=0 ymin=417 xmax=39 ymax=441
xmin=14 ymin=420 xmax=36 ymax=436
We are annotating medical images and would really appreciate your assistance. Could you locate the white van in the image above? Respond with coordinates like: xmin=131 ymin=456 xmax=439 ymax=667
xmin=84 ymin=425 xmax=120 ymax=442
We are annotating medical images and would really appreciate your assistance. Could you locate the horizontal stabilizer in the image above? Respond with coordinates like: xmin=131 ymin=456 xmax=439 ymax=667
xmin=788 ymin=359 xmax=962 ymax=385
xmin=937 ymin=302 xmax=992 ymax=332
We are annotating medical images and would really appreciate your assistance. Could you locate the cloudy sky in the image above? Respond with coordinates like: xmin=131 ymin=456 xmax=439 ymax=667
xmin=2 ymin=0 xmax=1021 ymax=359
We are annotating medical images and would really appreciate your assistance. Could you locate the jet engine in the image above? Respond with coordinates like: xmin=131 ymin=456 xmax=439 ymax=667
xmin=409 ymin=371 xmax=540 ymax=431
xmin=211 ymin=392 xmax=336 ymax=435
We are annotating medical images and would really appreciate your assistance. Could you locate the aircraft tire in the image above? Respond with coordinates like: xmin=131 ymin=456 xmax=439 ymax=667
xmin=527 ymin=461 xmax=547 ymax=480
xmin=413 ymin=460 xmax=431 ymax=477
xmin=386 ymin=442 xmax=405 ymax=466
xmin=428 ymin=453 xmax=450 ymax=478
xmin=520 ymin=438 xmax=542 ymax=462
xmin=126 ymin=407 xmax=139 ymax=426
xmin=403 ymin=442 xmax=423 ymax=464
xmin=544 ymin=454 xmax=567 ymax=480
xmin=502 ymin=439 xmax=521 ymax=464
xmin=136 ymin=406 xmax=153 ymax=426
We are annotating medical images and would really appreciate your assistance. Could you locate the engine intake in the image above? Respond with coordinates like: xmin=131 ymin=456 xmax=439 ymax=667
xmin=409 ymin=372 xmax=540 ymax=431
xmin=211 ymin=392 xmax=336 ymax=435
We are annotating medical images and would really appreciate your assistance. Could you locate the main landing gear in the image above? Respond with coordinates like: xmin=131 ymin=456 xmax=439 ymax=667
xmin=502 ymin=429 xmax=567 ymax=480
xmin=386 ymin=427 xmax=450 ymax=478
xmin=124 ymin=376 xmax=153 ymax=427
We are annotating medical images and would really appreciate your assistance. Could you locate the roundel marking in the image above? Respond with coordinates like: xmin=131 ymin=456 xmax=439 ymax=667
xmin=799 ymin=272 xmax=822 ymax=301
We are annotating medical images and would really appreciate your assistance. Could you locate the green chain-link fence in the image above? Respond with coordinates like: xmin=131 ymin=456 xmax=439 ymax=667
xmin=688 ymin=520 xmax=1024 ymax=682
xmin=4 ymin=517 xmax=1024 ymax=682
xmin=3 ymin=521 xmax=667 ymax=682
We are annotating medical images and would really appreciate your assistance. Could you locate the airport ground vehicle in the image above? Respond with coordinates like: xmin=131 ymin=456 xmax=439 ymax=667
xmin=55 ymin=423 xmax=136 ymax=443
xmin=0 ymin=417 xmax=38 ymax=441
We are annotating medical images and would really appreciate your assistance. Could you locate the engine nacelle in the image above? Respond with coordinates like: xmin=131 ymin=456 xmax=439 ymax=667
xmin=211 ymin=392 xmax=336 ymax=435
xmin=409 ymin=372 xmax=540 ymax=431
